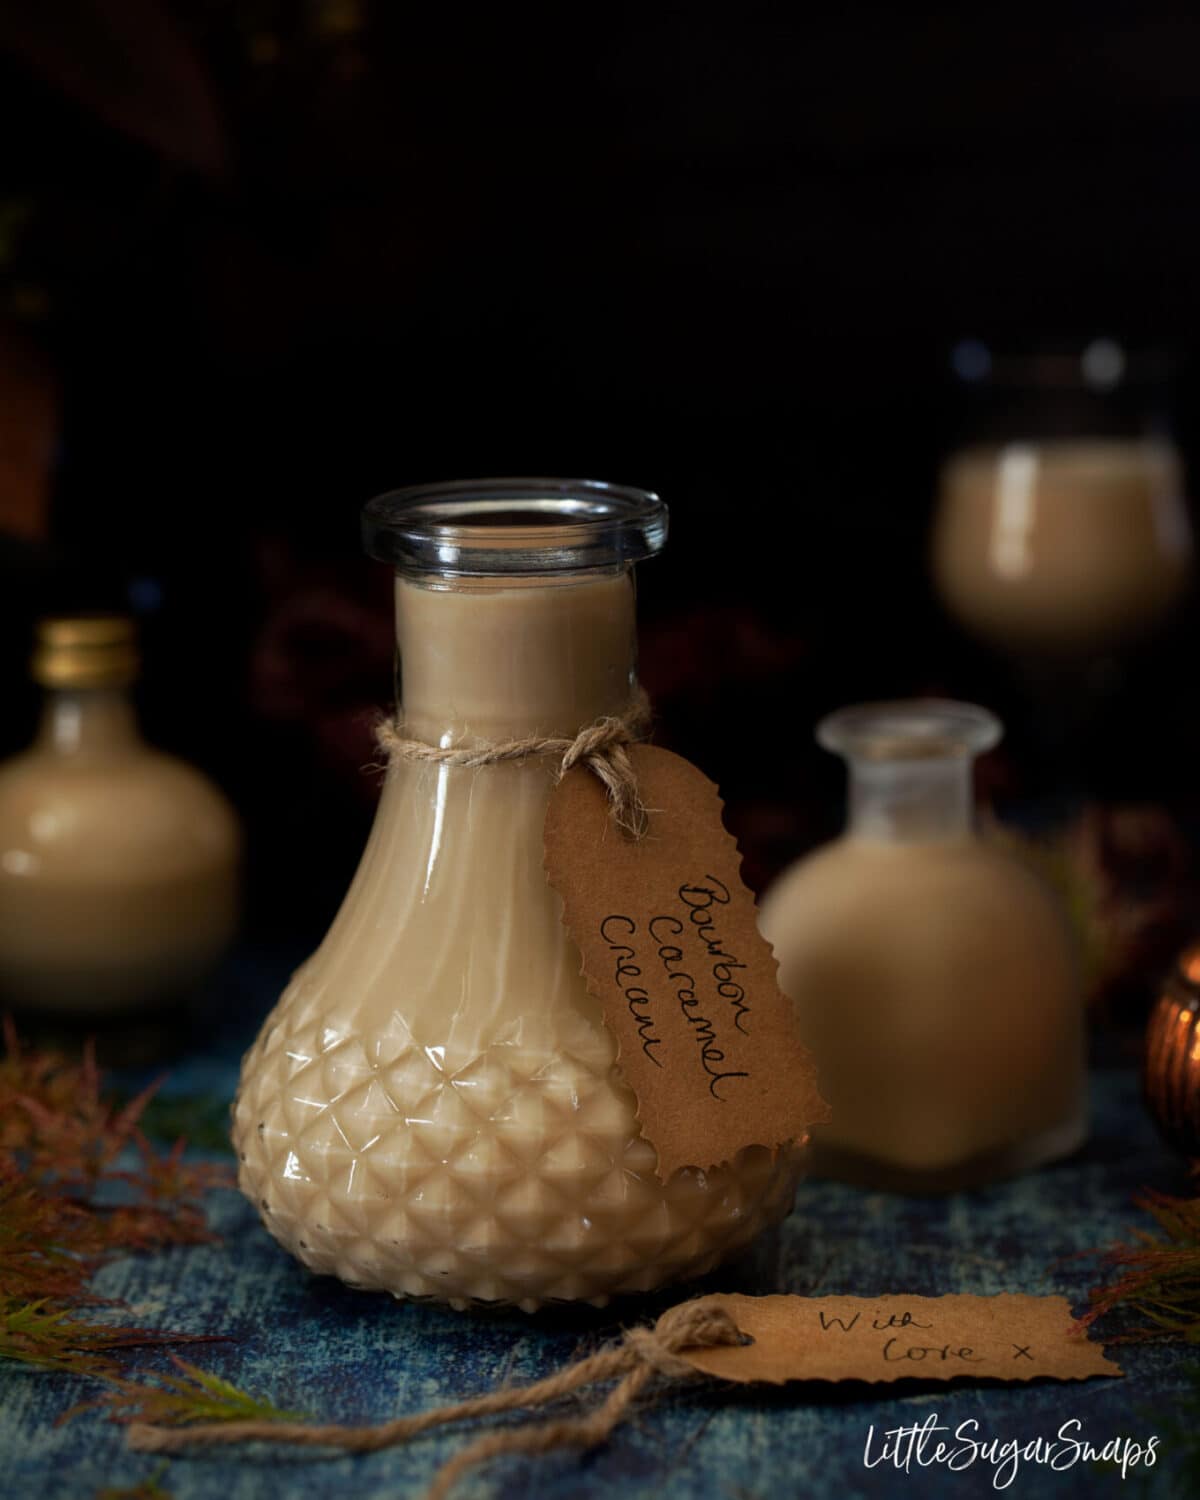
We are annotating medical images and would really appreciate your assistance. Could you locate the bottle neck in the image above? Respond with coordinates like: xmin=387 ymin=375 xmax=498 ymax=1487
xmin=395 ymin=569 xmax=639 ymax=741
xmin=845 ymin=754 xmax=975 ymax=843
xmin=35 ymin=686 xmax=142 ymax=760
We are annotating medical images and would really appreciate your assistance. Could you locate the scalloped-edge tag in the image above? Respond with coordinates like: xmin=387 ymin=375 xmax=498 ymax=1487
xmin=544 ymin=744 xmax=829 ymax=1180
xmin=678 ymin=1293 xmax=1122 ymax=1384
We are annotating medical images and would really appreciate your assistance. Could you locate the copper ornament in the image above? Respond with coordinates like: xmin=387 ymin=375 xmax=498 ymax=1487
xmin=1144 ymin=943 xmax=1200 ymax=1155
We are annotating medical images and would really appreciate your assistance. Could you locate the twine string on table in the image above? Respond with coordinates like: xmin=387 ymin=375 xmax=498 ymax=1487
xmin=127 ymin=1298 xmax=746 ymax=1500
xmin=374 ymin=689 xmax=653 ymax=839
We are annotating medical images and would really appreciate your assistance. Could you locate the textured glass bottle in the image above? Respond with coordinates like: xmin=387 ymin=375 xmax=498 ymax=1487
xmin=0 ymin=617 xmax=240 ymax=1014
xmin=234 ymin=481 xmax=797 ymax=1310
xmin=760 ymin=699 xmax=1086 ymax=1192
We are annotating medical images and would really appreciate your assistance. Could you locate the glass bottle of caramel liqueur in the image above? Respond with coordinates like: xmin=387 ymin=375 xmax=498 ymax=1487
xmin=0 ymin=617 xmax=240 ymax=1017
xmin=234 ymin=480 xmax=799 ymax=1310
xmin=761 ymin=699 xmax=1086 ymax=1193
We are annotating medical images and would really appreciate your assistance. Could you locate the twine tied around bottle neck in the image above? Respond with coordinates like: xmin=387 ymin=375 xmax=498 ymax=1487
xmin=126 ymin=1297 xmax=746 ymax=1500
xmin=374 ymin=687 xmax=653 ymax=839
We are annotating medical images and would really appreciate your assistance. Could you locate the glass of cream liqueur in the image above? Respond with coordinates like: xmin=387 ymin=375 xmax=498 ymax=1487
xmin=234 ymin=480 xmax=799 ymax=1310
xmin=931 ymin=343 xmax=1193 ymax=658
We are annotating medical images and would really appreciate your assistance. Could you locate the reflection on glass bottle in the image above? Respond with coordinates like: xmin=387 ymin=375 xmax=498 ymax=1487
xmin=761 ymin=699 xmax=1086 ymax=1193
xmin=234 ymin=481 xmax=799 ymax=1311
xmin=0 ymin=617 xmax=241 ymax=1015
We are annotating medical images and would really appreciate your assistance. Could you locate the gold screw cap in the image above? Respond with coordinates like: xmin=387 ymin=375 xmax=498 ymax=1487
xmin=31 ymin=616 xmax=140 ymax=689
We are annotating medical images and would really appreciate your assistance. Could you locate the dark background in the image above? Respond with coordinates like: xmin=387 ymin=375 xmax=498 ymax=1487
xmin=1 ymin=1 xmax=1197 ymax=988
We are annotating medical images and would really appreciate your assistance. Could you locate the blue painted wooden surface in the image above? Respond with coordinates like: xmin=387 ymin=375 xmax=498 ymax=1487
xmin=3 ymin=954 xmax=1194 ymax=1499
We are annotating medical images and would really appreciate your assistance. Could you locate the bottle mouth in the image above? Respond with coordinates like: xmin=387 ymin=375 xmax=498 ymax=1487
xmin=817 ymin=699 xmax=1002 ymax=761
xmin=362 ymin=478 xmax=668 ymax=576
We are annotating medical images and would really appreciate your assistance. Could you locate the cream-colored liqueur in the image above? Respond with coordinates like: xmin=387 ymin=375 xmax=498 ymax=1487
xmin=932 ymin=439 xmax=1193 ymax=653
xmin=761 ymin=700 xmax=1085 ymax=1192
xmin=234 ymin=483 xmax=797 ymax=1309
xmin=0 ymin=618 xmax=240 ymax=1015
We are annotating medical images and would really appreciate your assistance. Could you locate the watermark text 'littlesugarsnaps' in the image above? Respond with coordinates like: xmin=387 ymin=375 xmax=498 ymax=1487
xmin=863 ymin=1415 xmax=1159 ymax=1490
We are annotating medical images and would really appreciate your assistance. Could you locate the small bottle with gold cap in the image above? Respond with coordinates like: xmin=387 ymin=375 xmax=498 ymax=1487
xmin=0 ymin=617 xmax=241 ymax=1016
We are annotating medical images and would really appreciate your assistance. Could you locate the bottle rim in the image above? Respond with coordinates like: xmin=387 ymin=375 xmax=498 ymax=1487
xmin=362 ymin=477 xmax=668 ymax=576
xmin=817 ymin=698 xmax=1002 ymax=761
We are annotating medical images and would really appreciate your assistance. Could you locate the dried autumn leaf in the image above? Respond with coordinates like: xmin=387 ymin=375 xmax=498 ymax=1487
xmin=78 ymin=1355 xmax=306 ymax=1427
xmin=0 ymin=1020 xmax=235 ymax=1381
xmin=95 ymin=1465 xmax=173 ymax=1500
xmin=1081 ymin=1181 xmax=1200 ymax=1343
xmin=3 ymin=1298 xmax=221 ymax=1383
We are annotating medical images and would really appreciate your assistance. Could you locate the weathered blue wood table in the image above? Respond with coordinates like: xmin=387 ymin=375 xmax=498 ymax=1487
xmin=3 ymin=952 xmax=1194 ymax=1499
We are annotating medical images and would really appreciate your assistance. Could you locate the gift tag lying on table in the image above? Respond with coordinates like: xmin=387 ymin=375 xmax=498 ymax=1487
xmin=679 ymin=1293 xmax=1121 ymax=1384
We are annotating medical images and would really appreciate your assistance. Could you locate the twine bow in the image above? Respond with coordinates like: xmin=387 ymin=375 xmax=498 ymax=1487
xmin=128 ymin=1297 xmax=745 ymax=1499
xmin=374 ymin=689 xmax=652 ymax=838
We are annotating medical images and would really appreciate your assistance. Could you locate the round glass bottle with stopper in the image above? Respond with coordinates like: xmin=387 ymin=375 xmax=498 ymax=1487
xmin=760 ymin=699 xmax=1086 ymax=1192
xmin=234 ymin=480 xmax=799 ymax=1311
xmin=0 ymin=617 xmax=241 ymax=1016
